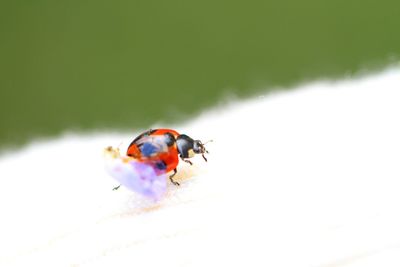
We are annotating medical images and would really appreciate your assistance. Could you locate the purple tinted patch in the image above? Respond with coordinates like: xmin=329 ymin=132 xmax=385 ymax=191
xmin=105 ymin=158 xmax=167 ymax=200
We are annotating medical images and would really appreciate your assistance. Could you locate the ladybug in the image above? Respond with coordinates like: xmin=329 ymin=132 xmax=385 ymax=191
xmin=126 ymin=128 xmax=209 ymax=186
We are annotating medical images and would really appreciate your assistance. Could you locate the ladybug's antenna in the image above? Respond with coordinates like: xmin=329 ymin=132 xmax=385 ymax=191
xmin=199 ymin=139 xmax=212 ymax=161
xmin=203 ymin=139 xmax=213 ymax=145
xmin=201 ymin=139 xmax=213 ymax=154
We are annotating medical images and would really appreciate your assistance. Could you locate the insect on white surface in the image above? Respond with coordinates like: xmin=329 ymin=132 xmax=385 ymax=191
xmin=0 ymin=67 xmax=400 ymax=267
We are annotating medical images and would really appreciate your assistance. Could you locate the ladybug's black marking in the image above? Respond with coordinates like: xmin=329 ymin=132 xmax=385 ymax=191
xmin=154 ymin=160 xmax=167 ymax=170
xmin=128 ymin=129 xmax=157 ymax=149
xmin=131 ymin=129 xmax=156 ymax=143
xmin=140 ymin=143 xmax=159 ymax=157
xmin=163 ymin=132 xmax=176 ymax=147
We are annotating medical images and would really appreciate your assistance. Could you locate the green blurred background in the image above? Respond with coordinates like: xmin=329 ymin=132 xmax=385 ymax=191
xmin=1 ymin=0 xmax=399 ymax=148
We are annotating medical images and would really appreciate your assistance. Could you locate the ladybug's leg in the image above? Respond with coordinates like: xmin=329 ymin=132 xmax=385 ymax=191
xmin=180 ymin=155 xmax=193 ymax=165
xmin=202 ymin=154 xmax=208 ymax=162
xmin=113 ymin=184 xmax=121 ymax=191
xmin=169 ymin=168 xmax=180 ymax=186
xmin=183 ymin=159 xmax=193 ymax=165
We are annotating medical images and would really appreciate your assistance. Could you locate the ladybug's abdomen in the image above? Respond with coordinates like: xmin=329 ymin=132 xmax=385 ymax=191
xmin=127 ymin=128 xmax=181 ymax=174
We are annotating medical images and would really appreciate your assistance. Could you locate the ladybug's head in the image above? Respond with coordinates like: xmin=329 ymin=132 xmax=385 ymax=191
xmin=193 ymin=140 xmax=208 ymax=155
xmin=176 ymin=135 xmax=210 ymax=162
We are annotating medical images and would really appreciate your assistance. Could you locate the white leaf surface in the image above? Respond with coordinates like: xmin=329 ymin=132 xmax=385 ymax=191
xmin=1 ymin=68 xmax=400 ymax=267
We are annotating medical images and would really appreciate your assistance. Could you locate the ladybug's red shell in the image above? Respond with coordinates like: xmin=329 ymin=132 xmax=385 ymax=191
xmin=127 ymin=129 xmax=180 ymax=173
